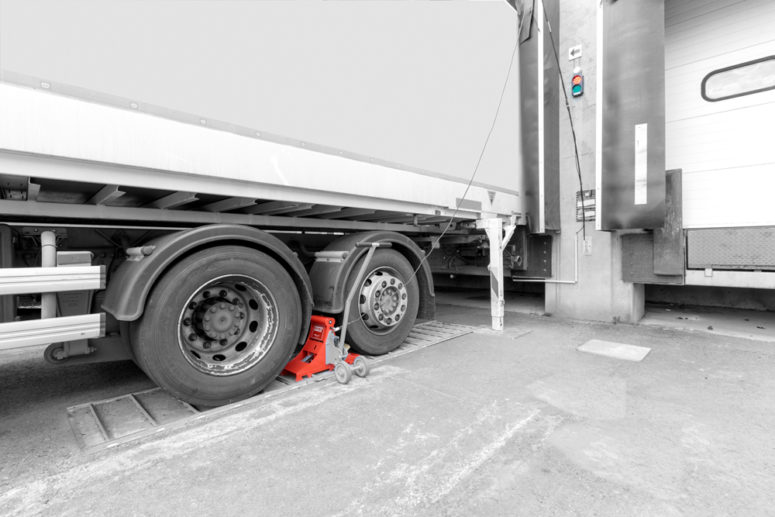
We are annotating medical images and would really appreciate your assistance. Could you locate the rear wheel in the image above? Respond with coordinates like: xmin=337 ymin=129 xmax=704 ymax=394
xmin=131 ymin=246 xmax=301 ymax=407
xmin=344 ymin=249 xmax=419 ymax=355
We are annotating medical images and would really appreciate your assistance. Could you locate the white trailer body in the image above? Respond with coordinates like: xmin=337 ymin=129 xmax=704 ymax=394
xmin=0 ymin=0 xmax=522 ymax=222
xmin=0 ymin=81 xmax=520 ymax=222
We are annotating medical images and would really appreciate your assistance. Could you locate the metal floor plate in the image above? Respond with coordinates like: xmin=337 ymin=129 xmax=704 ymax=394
xmin=67 ymin=320 xmax=474 ymax=451
xmin=577 ymin=339 xmax=651 ymax=362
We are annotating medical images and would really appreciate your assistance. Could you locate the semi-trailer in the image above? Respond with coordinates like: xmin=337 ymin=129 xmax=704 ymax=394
xmin=0 ymin=1 xmax=542 ymax=406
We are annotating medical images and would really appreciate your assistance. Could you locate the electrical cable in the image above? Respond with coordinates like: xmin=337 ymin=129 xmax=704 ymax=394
xmin=405 ymin=0 xmax=590 ymax=290
xmin=539 ymin=1 xmax=587 ymax=240
xmin=404 ymin=21 xmax=520 ymax=287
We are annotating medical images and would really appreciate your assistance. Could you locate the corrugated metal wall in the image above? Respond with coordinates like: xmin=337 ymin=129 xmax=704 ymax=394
xmin=665 ymin=0 xmax=775 ymax=229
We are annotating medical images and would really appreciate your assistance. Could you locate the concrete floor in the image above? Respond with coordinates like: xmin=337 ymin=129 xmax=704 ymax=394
xmin=1 ymin=299 xmax=775 ymax=516
xmin=642 ymin=303 xmax=775 ymax=344
xmin=434 ymin=289 xmax=545 ymax=315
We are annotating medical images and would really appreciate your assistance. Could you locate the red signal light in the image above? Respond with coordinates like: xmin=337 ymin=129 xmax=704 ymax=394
xmin=572 ymin=75 xmax=583 ymax=86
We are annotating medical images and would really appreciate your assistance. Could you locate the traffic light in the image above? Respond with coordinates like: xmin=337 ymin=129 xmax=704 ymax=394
xmin=571 ymin=72 xmax=584 ymax=97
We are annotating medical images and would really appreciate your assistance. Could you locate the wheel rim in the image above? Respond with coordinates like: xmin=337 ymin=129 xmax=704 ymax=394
xmin=357 ymin=266 xmax=409 ymax=334
xmin=177 ymin=274 xmax=278 ymax=376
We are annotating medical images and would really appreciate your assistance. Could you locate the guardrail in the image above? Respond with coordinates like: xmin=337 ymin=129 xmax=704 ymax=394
xmin=0 ymin=229 xmax=106 ymax=351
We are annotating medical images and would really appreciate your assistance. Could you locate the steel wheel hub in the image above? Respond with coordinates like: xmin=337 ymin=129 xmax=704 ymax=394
xmin=358 ymin=269 xmax=408 ymax=330
xmin=178 ymin=275 xmax=277 ymax=376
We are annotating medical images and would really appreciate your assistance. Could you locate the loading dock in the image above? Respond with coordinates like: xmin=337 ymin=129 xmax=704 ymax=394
xmin=1 ymin=0 xmax=775 ymax=514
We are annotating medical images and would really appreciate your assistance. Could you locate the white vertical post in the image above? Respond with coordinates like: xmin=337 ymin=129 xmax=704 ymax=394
xmin=478 ymin=217 xmax=507 ymax=331
xmin=40 ymin=231 xmax=57 ymax=319
xmin=536 ymin=0 xmax=546 ymax=234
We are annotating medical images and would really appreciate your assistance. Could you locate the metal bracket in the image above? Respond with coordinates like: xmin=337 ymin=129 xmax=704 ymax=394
xmin=475 ymin=217 xmax=516 ymax=331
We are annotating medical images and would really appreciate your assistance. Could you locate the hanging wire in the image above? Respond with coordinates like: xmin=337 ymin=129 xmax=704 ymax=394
xmin=404 ymin=20 xmax=520 ymax=286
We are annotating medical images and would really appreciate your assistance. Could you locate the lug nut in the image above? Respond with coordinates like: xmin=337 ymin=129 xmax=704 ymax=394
xmin=386 ymin=317 xmax=392 ymax=324
xmin=398 ymin=283 xmax=403 ymax=289
xmin=233 ymin=298 xmax=240 ymax=305
xmin=390 ymin=279 xmax=395 ymax=285
xmin=382 ymin=281 xmax=387 ymax=288
xmin=220 ymin=339 xmax=228 ymax=346
xmin=395 ymin=314 xmax=401 ymax=321
xmin=203 ymin=341 xmax=211 ymax=349
xmin=220 ymin=290 xmax=227 ymax=298
xmin=374 ymin=303 xmax=379 ymax=310
xmin=219 ymin=303 xmax=226 ymax=309
xmin=401 ymin=304 xmax=406 ymax=311
xmin=183 ymin=318 xmax=191 ymax=326
xmin=378 ymin=314 xmax=384 ymax=321
xmin=188 ymin=333 xmax=197 ymax=341
xmin=188 ymin=302 xmax=197 ymax=310
xmin=402 ymin=294 xmax=407 ymax=300
xmin=203 ymin=291 xmax=210 ymax=298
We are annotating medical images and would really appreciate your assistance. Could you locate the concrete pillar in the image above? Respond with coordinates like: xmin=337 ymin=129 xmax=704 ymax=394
xmin=544 ymin=0 xmax=645 ymax=323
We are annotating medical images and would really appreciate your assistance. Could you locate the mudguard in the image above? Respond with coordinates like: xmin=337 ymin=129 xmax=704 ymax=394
xmin=102 ymin=224 xmax=313 ymax=345
xmin=309 ymin=231 xmax=435 ymax=320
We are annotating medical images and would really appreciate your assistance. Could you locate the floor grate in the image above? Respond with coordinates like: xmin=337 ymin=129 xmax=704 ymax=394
xmin=67 ymin=320 xmax=474 ymax=451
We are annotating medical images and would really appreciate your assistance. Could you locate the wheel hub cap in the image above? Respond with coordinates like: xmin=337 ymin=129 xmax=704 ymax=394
xmin=179 ymin=276 xmax=277 ymax=375
xmin=359 ymin=270 xmax=408 ymax=330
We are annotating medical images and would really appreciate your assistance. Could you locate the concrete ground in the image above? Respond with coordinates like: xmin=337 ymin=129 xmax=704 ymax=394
xmin=2 ymin=297 xmax=775 ymax=516
xmin=642 ymin=303 xmax=775 ymax=344
xmin=434 ymin=289 xmax=545 ymax=315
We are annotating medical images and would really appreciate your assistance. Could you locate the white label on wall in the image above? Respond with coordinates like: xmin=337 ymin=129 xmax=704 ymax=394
xmin=634 ymin=123 xmax=648 ymax=205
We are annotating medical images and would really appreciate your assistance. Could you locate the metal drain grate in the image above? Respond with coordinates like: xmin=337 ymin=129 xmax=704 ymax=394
xmin=67 ymin=320 xmax=474 ymax=451
xmin=68 ymin=389 xmax=200 ymax=449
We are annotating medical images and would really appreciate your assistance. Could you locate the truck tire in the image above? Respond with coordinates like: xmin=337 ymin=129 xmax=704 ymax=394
xmin=344 ymin=249 xmax=419 ymax=355
xmin=130 ymin=246 xmax=301 ymax=407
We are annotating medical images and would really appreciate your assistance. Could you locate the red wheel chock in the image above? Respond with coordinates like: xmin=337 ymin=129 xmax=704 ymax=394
xmin=284 ymin=241 xmax=386 ymax=384
xmin=282 ymin=315 xmax=361 ymax=383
